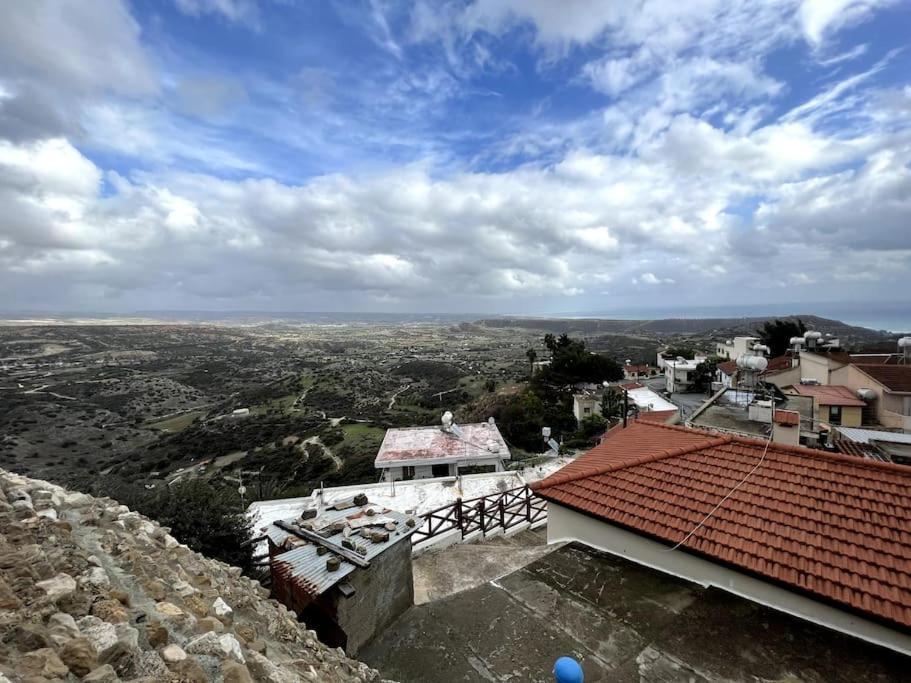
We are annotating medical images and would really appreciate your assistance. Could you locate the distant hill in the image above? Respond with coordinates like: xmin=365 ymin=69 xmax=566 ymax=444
xmin=478 ymin=315 xmax=895 ymax=344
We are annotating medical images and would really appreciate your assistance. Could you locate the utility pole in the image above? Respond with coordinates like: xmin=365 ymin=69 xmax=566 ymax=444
xmin=623 ymin=388 xmax=629 ymax=428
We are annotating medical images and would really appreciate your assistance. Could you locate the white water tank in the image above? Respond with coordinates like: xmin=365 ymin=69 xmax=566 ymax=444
xmin=857 ymin=388 xmax=877 ymax=401
xmin=737 ymin=355 xmax=768 ymax=372
xmin=899 ymin=337 xmax=911 ymax=348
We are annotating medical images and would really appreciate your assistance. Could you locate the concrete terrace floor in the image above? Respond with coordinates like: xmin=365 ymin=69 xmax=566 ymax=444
xmin=362 ymin=541 xmax=909 ymax=682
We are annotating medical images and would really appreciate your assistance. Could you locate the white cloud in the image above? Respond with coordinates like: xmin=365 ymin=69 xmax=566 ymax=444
xmin=0 ymin=1 xmax=156 ymax=96
xmin=174 ymin=0 xmax=261 ymax=27
xmin=799 ymin=0 xmax=896 ymax=46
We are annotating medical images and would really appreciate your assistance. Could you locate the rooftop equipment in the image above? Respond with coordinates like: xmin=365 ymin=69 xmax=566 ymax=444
xmin=804 ymin=330 xmax=822 ymax=350
xmin=899 ymin=337 xmax=911 ymax=364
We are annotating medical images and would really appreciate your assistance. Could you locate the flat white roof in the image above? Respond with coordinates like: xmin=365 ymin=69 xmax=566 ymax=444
xmin=626 ymin=386 xmax=678 ymax=413
xmin=374 ymin=422 xmax=509 ymax=468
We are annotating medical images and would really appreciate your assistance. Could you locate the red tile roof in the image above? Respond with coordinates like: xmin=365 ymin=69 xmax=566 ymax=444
xmin=852 ymin=364 xmax=911 ymax=393
xmin=619 ymin=382 xmax=645 ymax=390
xmin=761 ymin=355 xmax=793 ymax=374
xmin=717 ymin=360 xmax=737 ymax=376
xmin=790 ymin=384 xmax=866 ymax=406
xmin=533 ymin=421 xmax=911 ymax=631
xmin=635 ymin=409 xmax=679 ymax=425
xmin=773 ymin=409 xmax=799 ymax=426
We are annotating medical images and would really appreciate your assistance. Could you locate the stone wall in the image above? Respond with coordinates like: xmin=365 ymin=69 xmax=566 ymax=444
xmin=0 ymin=469 xmax=396 ymax=682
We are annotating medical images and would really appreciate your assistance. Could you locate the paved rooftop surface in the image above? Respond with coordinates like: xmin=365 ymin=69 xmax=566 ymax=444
xmin=375 ymin=422 xmax=509 ymax=466
xmin=362 ymin=542 xmax=908 ymax=682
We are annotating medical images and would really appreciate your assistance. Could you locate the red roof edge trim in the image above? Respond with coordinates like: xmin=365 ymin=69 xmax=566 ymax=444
xmin=531 ymin=435 xmax=733 ymax=492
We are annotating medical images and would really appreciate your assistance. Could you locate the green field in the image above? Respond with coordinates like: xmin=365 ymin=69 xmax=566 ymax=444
xmin=145 ymin=410 xmax=205 ymax=432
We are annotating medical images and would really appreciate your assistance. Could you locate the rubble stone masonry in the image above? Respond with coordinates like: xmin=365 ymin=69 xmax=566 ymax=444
xmin=0 ymin=469 xmax=395 ymax=682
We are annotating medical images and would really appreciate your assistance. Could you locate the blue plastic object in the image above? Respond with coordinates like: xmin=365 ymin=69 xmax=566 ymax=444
xmin=553 ymin=656 xmax=584 ymax=683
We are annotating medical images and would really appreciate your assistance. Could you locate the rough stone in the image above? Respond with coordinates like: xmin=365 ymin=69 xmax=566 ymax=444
xmin=234 ymin=624 xmax=256 ymax=643
xmin=35 ymin=572 xmax=76 ymax=602
xmin=0 ymin=577 xmax=21 ymax=610
xmin=92 ymin=598 xmax=129 ymax=623
xmin=15 ymin=624 xmax=50 ymax=651
xmin=0 ymin=469 xmax=385 ymax=683
xmin=170 ymin=657 xmax=209 ymax=683
xmin=17 ymin=648 xmax=70 ymax=679
xmin=197 ymin=616 xmax=224 ymax=633
xmin=78 ymin=615 xmax=119 ymax=654
xmin=134 ymin=651 xmax=170 ymax=679
xmin=145 ymin=621 xmax=168 ymax=647
xmin=184 ymin=631 xmax=245 ymax=662
xmin=183 ymin=594 xmax=209 ymax=618
xmin=82 ymin=663 xmax=120 ymax=682
xmin=161 ymin=644 xmax=188 ymax=664
xmin=47 ymin=612 xmax=80 ymax=647
xmin=155 ymin=601 xmax=186 ymax=618
xmin=211 ymin=596 xmax=233 ymax=623
xmin=99 ymin=641 xmax=139 ymax=678
xmin=222 ymin=660 xmax=255 ymax=683
xmin=60 ymin=636 xmax=99 ymax=677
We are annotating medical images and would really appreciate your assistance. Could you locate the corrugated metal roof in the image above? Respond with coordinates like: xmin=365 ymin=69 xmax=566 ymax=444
xmin=273 ymin=545 xmax=357 ymax=596
xmin=270 ymin=504 xmax=416 ymax=599
xmin=836 ymin=427 xmax=911 ymax=445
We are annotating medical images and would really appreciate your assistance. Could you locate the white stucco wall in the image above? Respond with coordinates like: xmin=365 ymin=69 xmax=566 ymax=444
xmin=546 ymin=503 xmax=911 ymax=657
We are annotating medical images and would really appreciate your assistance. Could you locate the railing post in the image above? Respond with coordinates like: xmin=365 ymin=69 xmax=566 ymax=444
xmin=478 ymin=499 xmax=485 ymax=536
xmin=456 ymin=498 xmax=463 ymax=538
xmin=525 ymin=486 xmax=532 ymax=523
xmin=499 ymin=498 xmax=505 ymax=529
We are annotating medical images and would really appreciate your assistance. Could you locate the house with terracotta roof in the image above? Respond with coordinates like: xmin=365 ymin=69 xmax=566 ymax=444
xmin=623 ymin=362 xmax=657 ymax=380
xmin=785 ymin=384 xmax=866 ymax=428
xmin=532 ymin=420 xmax=911 ymax=656
xmin=830 ymin=363 xmax=911 ymax=432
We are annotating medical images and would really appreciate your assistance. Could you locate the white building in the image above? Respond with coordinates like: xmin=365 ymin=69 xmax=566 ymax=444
xmin=374 ymin=420 xmax=508 ymax=482
xmin=572 ymin=394 xmax=600 ymax=424
xmin=664 ymin=356 xmax=705 ymax=393
xmin=714 ymin=336 xmax=760 ymax=361
xmin=624 ymin=383 xmax=679 ymax=414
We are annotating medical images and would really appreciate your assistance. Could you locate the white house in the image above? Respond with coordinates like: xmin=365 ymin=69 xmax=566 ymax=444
xmin=663 ymin=356 xmax=705 ymax=393
xmin=714 ymin=336 xmax=760 ymax=360
xmin=533 ymin=420 xmax=911 ymax=657
xmin=572 ymin=394 xmax=600 ymax=424
xmin=374 ymin=419 xmax=508 ymax=481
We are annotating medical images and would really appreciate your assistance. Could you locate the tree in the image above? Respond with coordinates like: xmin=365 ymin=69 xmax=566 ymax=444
xmin=543 ymin=336 xmax=623 ymax=385
xmin=663 ymin=347 xmax=695 ymax=360
xmin=544 ymin=334 xmax=557 ymax=353
xmin=691 ymin=358 xmax=719 ymax=394
xmin=601 ymin=387 xmax=625 ymax=420
xmin=757 ymin=318 xmax=806 ymax=357
xmin=106 ymin=479 xmax=253 ymax=572
xmin=525 ymin=348 xmax=537 ymax=375
xmin=578 ymin=413 xmax=607 ymax=438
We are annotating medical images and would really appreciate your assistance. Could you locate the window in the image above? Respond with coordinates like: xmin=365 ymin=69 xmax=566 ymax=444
xmin=828 ymin=405 xmax=842 ymax=425
xmin=583 ymin=407 xmax=591 ymax=414
xmin=431 ymin=463 xmax=449 ymax=477
xmin=402 ymin=466 xmax=415 ymax=481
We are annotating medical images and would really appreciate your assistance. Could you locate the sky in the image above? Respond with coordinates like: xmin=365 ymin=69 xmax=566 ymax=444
xmin=0 ymin=0 xmax=910 ymax=315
